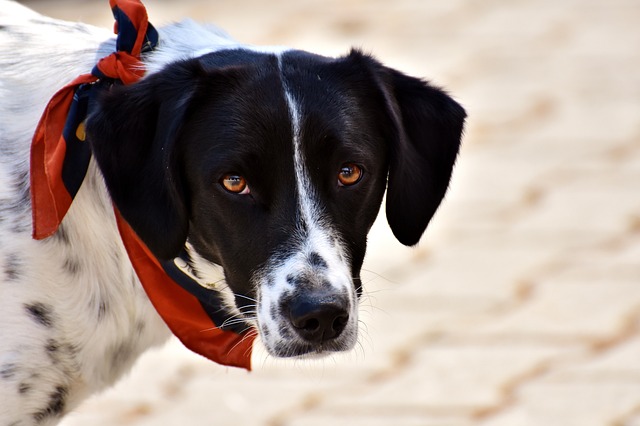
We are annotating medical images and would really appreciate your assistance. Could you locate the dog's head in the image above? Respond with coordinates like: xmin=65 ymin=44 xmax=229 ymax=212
xmin=86 ymin=48 xmax=465 ymax=358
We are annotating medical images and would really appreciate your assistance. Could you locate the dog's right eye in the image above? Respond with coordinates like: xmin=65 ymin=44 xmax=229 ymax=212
xmin=220 ymin=174 xmax=250 ymax=195
xmin=338 ymin=163 xmax=363 ymax=187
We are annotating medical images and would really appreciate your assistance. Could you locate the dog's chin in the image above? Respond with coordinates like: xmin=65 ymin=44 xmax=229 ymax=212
xmin=261 ymin=331 xmax=359 ymax=359
xmin=266 ymin=343 xmax=355 ymax=359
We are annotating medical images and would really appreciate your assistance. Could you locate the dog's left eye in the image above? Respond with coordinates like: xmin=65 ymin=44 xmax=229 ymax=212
xmin=220 ymin=174 xmax=250 ymax=195
xmin=338 ymin=163 xmax=363 ymax=187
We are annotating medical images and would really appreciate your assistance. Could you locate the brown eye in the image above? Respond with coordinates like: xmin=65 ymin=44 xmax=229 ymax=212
xmin=338 ymin=163 xmax=363 ymax=187
xmin=220 ymin=174 xmax=250 ymax=194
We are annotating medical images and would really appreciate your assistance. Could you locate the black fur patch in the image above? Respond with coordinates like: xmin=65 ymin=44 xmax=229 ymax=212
xmin=261 ymin=325 xmax=270 ymax=338
xmin=33 ymin=386 xmax=67 ymax=422
xmin=0 ymin=363 xmax=17 ymax=380
xmin=13 ymin=168 xmax=31 ymax=209
xmin=25 ymin=302 xmax=54 ymax=328
xmin=98 ymin=301 xmax=108 ymax=320
xmin=53 ymin=224 xmax=70 ymax=245
xmin=107 ymin=341 xmax=135 ymax=377
xmin=308 ymin=252 xmax=327 ymax=269
xmin=286 ymin=274 xmax=310 ymax=288
xmin=18 ymin=382 xmax=31 ymax=394
xmin=44 ymin=339 xmax=77 ymax=369
xmin=0 ymin=168 xmax=31 ymax=234
xmin=134 ymin=321 xmax=145 ymax=335
xmin=3 ymin=253 xmax=21 ymax=281
xmin=62 ymin=257 xmax=81 ymax=275
xmin=278 ymin=324 xmax=293 ymax=339
xmin=45 ymin=339 xmax=61 ymax=364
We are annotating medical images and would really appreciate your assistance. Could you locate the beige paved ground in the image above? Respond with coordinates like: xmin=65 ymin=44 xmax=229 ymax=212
xmin=22 ymin=0 xmax=640 ymax=425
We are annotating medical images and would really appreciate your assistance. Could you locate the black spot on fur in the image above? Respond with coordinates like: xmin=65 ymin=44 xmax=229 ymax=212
xmin=278 ymin=324 xmax=293 ymax=339
xmin=14 ymin=169 xmax=30 ymax=208
xmin=44 ymin=339 xmax=77 ymax=369
xmin=0 ymin=363 xmax=17 ymax=380
xmin=0 ymin=169 xmax=31 ymax=233
xmin=4 ymin=253 xmax=21 ymax=281
xmin=45 ymin=339 xmax=60 ymax=364
xmin=130 ymin=271 xmax=138 ymax=288
xmin=18 ymin=382 xmax=31 ymax=394
xmin=98 ymin=301 xmax=107 ymax=320
xmin=308 ymin=252 xmax=328 ymax=269
xmin=261 ymin=326 xmax=270 ymax=338
xmin=54 ymin=224 xmax=70 ymax=245
xmin=108 ymin=341 xmax=134 ymax=376
xmin=45 ymin=340 xmax=60 ymax=353
xmin=62 ymin=257 xmax=80 ymax=275
xmin=286 ymin=275 xmax=306 ymax=288
xmin=33 ymin=386 xmax=67 ymax=422
xmin=134 ymin=321 xmax=145 ymax=335
xmin=270 ymin=305 xmax=279 ymax=322
xmin=25 ymin=302 xmax=54 ymax=328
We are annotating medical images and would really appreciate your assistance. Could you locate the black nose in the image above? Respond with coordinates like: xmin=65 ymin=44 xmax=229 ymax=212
xmin=288 ymin=293 xmax=350 ymax=343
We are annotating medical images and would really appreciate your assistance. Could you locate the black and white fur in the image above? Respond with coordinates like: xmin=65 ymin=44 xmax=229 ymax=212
xmin=0 ymin=1 xmax=465 ymax=424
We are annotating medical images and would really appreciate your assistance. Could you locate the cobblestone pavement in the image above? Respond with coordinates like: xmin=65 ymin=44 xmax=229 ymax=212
xmin=22 ymin=0 xmax=640 ymax=425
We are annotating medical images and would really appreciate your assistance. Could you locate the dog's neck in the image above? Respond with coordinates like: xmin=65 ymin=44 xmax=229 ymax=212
xmin=47 ymin=160 xmax=171 ymax=392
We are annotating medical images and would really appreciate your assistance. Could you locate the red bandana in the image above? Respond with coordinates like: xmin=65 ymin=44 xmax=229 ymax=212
xmin=30 ymin=0 xmax=255 ymax=370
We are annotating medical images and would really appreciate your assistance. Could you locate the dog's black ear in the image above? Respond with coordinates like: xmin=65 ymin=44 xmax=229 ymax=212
xmin=86 ymin=61 xmax=205 ymax=260
xmin=350 ymin=51 xmax=466 ymax=246
xmin=385 ymin=69 xmax=465 ymax=246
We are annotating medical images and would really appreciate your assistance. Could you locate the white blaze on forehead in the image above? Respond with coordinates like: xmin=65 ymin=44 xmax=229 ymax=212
xmin=276 ymin=54 xmax=351 ymax=280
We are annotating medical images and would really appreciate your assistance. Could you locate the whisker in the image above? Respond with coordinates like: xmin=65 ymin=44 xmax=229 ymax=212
xmin=233 ymin=293 xmax=258 ymax=303
xmin=360 ymin=267 xmax=396 ymax=285
xmin=226 ymin=328 xmax=258 ymax=358
xmin=218 ymin=318 xmax=253 ymax=328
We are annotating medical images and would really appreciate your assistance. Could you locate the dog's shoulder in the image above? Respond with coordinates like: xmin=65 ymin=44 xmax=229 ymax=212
xmin=0 ymin=4 xmax=114 ymax=159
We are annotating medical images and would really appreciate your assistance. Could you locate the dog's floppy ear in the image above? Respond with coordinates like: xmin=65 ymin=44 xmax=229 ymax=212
xmin=351 ymin=51 xmax=466 ymax=246
xmin=384 ymin=69 xmax=465 ymax=246
xmin=86 ymin=61 xmax=205 ymax=260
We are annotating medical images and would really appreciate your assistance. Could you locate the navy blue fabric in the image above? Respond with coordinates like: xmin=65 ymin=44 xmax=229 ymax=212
xmin=60 ymin=84 xmax=92 ymax=199
xmin=61 ymin=5 xmax=158 ymax=198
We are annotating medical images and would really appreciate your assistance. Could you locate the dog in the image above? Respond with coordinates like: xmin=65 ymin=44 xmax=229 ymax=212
xmin=0 ymin=1 xmax=465 ymax=424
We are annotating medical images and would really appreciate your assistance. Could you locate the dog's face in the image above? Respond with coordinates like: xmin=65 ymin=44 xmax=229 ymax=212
xmin=87 ymin=48 xmax=465 ymax=357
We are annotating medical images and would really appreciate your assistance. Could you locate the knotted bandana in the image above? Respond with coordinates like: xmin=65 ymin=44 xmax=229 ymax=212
xmin=30 ymin=0 xmax=255 ymax=370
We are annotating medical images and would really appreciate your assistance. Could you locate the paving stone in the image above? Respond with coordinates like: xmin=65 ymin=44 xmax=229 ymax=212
xmin=285 ymin=413 xmax=471 ymax=426
xmin=468 ymin=280 xmax=640 ymax=340
xmin=480 ymin=380 xmax=640 ymax=426
xmin=313 ymin=342 xmax=578 ymax=413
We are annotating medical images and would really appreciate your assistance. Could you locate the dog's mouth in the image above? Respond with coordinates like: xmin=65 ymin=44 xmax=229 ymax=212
xmin=257 ymin=317 xmax=359 ymax=358
xmin=266 ymin=340 xmax=357 ymax=359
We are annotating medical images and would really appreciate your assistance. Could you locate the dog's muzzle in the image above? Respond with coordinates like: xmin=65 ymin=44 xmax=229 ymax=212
xmin=255 ymin=252 xmax=358 ymax=357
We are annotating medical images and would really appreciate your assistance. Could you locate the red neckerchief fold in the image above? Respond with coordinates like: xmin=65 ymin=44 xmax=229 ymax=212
xmin=30 ymin=0 xmax=255 ymax=370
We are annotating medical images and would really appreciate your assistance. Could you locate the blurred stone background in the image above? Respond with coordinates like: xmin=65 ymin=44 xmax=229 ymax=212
xmin=20 ymin=0 xmax=640 ymax=425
